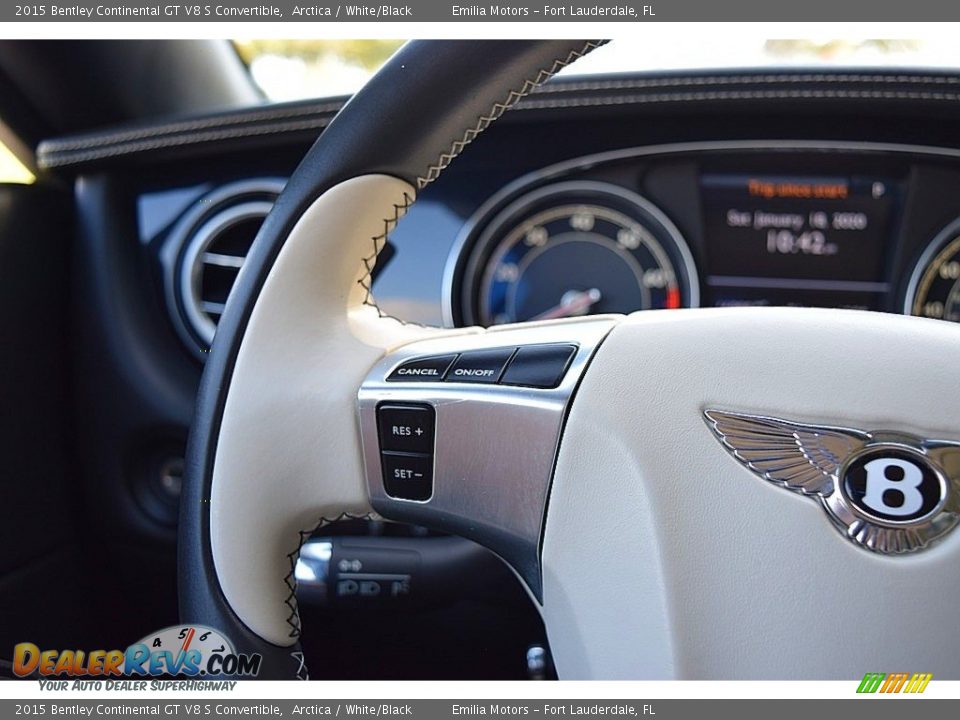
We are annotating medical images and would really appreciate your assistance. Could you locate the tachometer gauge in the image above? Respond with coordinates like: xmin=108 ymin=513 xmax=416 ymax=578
xmin=455 ymin=181 xmax=699 ymax=326
xmin=906 ymin=218 xmax=960 ymax=322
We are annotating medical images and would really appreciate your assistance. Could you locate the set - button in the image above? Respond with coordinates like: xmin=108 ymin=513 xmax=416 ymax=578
xmin=380 ymin=452 xmax=432 ymax=502
xmin=386 ymin=343 xmax=577 ymax=389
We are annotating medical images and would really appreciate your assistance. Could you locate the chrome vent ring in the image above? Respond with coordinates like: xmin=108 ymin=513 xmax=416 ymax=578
xmin=163 ymin=179 xmax=284 ymax=358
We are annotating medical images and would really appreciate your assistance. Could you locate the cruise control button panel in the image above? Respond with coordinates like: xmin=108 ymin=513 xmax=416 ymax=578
xmin=384 ymin=345 xmax=581 ymax=388
xmin=377 ymin=402 xmax=435 ymax=501
xmin=446 ymin=347 xmax=516 ymax=384
xmin=359 ymin=318 xmax=617 ymax=598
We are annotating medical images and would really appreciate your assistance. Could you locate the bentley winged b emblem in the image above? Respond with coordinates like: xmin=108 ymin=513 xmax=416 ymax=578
xmin=704 ymin=409 xmax=960 ymax=554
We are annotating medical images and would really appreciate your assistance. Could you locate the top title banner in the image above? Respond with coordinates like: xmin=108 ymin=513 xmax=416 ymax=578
xmin=6 ymin=0 xmax=960 ymax=21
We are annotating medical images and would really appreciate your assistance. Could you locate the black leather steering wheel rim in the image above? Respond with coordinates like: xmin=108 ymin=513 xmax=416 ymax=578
xmin=178 ymin=40 xmax=605 ymax=680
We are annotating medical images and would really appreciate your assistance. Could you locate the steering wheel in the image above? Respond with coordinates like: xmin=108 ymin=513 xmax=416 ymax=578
xmin=180 ymin=40 xmax=960 ymax=680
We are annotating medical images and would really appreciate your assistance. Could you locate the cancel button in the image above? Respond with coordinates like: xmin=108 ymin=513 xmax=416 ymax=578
xmin=387 ymin=354 xmax=457 ymax=382
xmin=446 ymin=347 xmax=516 ymax=384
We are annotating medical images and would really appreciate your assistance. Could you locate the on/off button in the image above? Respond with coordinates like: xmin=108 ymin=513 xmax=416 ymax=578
xmin=445 ymin=348 xmax=517 ymax=384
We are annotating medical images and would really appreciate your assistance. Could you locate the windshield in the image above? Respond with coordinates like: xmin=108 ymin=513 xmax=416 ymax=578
xmin=236 ymin=38 xmax=954 ymax=102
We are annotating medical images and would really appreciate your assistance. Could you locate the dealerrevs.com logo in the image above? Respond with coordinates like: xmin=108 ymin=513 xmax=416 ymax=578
xmin=13 ymin=625 xmax=261 ymax=679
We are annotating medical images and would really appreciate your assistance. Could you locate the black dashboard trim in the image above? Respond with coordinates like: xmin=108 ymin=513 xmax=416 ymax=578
xmin=37 ymin=69 xmax=960 ymax=171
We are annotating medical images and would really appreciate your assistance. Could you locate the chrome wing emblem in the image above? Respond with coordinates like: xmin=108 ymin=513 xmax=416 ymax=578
xmin=704 ymin=409 xmax=960 ymax=554
xmin=704 ymin=410 xmax=869 ymax=497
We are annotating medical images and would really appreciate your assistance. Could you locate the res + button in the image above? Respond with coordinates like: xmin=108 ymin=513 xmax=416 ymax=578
xmin=377 ymin=403 xmax=435 ymax=454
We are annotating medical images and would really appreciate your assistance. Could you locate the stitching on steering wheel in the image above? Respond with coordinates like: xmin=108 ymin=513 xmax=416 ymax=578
xmin=286 ymin=40 xmax=607 ymax=676
xmin=354 ymin=39 xmax=609 ymax=330
xmin=283 ymin=511 xmax=375 ymax=640
xmin=415 ymin=41 xmax=607 ymax=191
xmin=358 ymin=192 xmax=416 ymax=317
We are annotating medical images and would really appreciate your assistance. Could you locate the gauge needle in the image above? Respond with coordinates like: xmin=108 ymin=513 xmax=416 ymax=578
xmin=532 ymin=288 xmax=603 ymax=321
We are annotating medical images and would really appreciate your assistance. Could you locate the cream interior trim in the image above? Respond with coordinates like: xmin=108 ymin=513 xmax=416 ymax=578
xmin=542 ymin=307 xmax=960 ymax=679
xmin=209 ymin=175 xmax=439 ymax=646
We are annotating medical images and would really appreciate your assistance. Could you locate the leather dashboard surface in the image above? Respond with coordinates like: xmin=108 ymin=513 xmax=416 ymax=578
xmin=36 ymin=69 xmax=960 ymax=171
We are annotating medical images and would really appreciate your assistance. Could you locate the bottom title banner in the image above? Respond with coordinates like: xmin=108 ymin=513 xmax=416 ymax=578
xmin=2 ymin=700 xmax=956 ymax=719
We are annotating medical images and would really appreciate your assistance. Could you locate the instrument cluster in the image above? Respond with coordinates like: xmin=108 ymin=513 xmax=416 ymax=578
xmin=444 ymin=143 xmax=960 ymax=330
xmin=906 ymin=218 xmax=960 ymax=322
xmin=458 ymin=181 xmax=698 ymax=326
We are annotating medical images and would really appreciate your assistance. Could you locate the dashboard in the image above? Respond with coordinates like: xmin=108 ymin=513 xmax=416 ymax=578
xmin=36 ymin=67 xmax=960 ymax=677
xmin=435 ymin=142 xmax=960 ymax=331
xmin=136 ymin=142 xmax=960 ymax=369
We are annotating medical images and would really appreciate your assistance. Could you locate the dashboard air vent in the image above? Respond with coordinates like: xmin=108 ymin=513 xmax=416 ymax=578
xmin=164 ymin=179 xmax=285 ymax=359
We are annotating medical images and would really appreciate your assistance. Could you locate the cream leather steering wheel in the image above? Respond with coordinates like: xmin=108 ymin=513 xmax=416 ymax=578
xmin=180 ymin=40 xmax=960 ymax=680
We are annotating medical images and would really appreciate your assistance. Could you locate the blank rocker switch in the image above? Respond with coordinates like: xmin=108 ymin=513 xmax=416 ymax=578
xmin=500 ymin=344 xmax=578 ymax=388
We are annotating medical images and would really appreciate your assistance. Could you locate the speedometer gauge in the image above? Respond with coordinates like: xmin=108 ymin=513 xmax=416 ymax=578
xmin=906 ymin=218 xmax=960 ymax=322
xmin=455 ymin=181 xmax=699 ymax=326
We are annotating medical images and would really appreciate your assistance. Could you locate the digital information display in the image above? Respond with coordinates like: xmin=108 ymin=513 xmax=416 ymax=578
xmin=701 ymin=174 xmax=897 ymax=311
